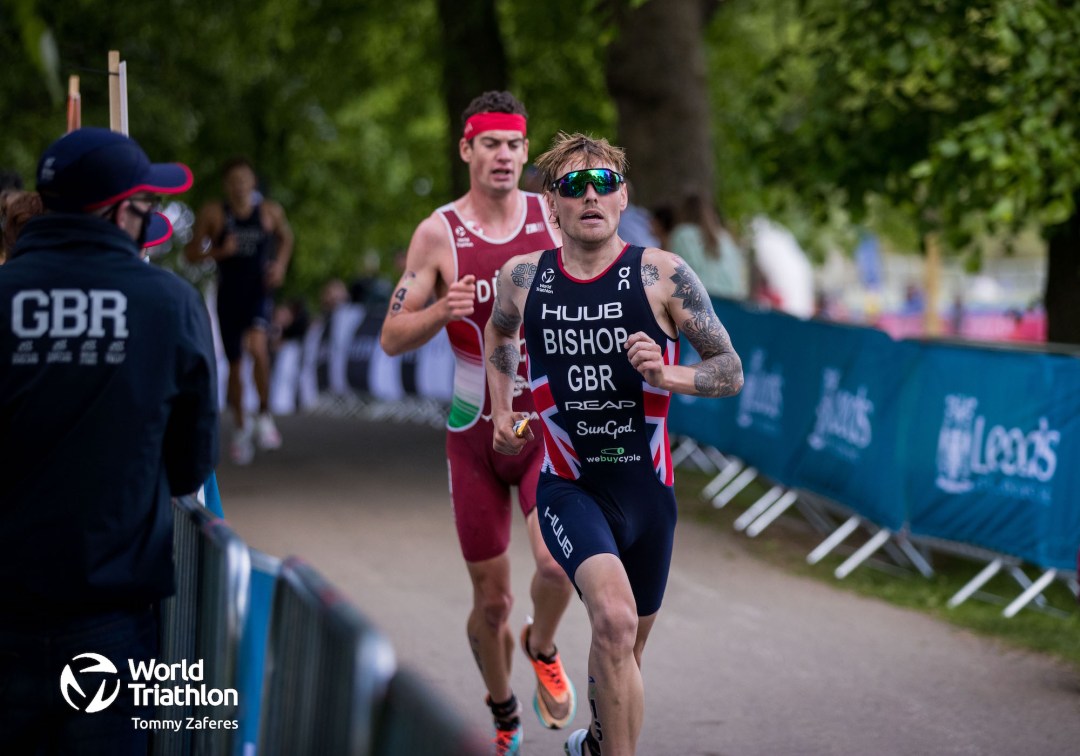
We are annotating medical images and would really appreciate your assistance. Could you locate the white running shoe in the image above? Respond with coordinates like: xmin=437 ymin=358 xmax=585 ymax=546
xmin=564 ymin=728 xmax=588 ymax=756
xmin=255 ymin=413 xmax=282 ymax=451
xmin=230 ymin=422 xmax=255 ymax=466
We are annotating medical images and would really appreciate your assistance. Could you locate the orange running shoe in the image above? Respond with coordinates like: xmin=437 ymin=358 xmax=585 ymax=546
xmin=521 ymin=623 xmax=576 ymax=729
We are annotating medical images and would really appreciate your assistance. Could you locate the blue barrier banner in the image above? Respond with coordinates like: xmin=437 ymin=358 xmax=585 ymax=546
xmin=203 ymin=471 xmax=224 ymax=518
xmin=235 ymin=555 xmax=279 ymax=756
xmin=901 ymin=345 xmax=1080 ymax=570
xmin=785 ymin=321 xmax=914 ymax=530
xmin=670 ymin=301 xmax=819 ymax=488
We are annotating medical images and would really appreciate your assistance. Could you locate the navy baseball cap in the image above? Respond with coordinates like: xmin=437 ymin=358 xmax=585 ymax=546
xmin=37 ymin=127 xmax=192 ymax=212
xmin=144 ymin=211 xmax=173 ymax=248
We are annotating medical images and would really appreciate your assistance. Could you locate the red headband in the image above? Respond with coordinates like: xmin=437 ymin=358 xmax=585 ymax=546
xmin=463 ymin=113 xmax=527 ymax=140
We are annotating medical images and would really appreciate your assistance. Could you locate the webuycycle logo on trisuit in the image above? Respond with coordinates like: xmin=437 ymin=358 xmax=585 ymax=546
xmin=585 ymin=446 xmax=642 ymax=464
xmin=59 ymin=653 xmax=239 ymax=731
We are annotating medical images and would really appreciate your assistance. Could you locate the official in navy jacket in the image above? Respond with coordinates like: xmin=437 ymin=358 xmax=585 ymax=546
xmin=0 ymin=128 xmax=218 ymax=754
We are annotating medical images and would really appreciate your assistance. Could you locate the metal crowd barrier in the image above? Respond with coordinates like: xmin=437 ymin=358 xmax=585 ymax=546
xmin=259 ymin=557 xmax=397 ymax=756
xmin=158 ymin=495 xmax=251 ymax=756
xmin=158 ymin=499 xmax=486 ymax=755
xmin=372 ymin=667 xmax=488 ymax=756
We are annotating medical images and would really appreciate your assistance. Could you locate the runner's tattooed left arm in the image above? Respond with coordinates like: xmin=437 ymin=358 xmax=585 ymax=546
xmin=669 ymin=262 xmax=743 ymax=397
xmin=485 ymin=254 xmax=538 ymax=454
xmin=488 ymin=259 xmax=529 ymax=375
xmin=641 ymin=263 xmax=660 ymax=288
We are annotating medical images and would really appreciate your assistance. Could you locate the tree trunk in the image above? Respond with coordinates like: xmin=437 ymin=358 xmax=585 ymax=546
xmin=436 ymin=0 xmax=509 ymax=197
xmin=1044 ymin=202 xmax=1080 ymax=345
xmin=605 ymin=0 xmax=718 ymax=211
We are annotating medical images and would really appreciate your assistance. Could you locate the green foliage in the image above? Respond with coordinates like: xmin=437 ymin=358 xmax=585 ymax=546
xmin=498 ymin=0 xmax=617 ymax=158
xmin=729 ymin=0 xmax=1080 ymax=256
xmin=2 ymin=0 xmax=622 ymax=301
xmin=5 ymin=0 xmax=1075 ymax=298
xmin=2 ymin=0 xmax=449 ymax=301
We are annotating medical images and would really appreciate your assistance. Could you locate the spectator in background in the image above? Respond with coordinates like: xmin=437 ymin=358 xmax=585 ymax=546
xmin=1 ymin=190 xmax=43 ymax=265
xmin=949 ymin=293 xmax=966 ymax=337
xmin=900 ymin=282 xmax=926 ymax=316
xmin=320 ymin=277 xmax=350 ymax=317
xmin=1010 ymin=301 xmax=1046 ymax=342
xmin=650 ymin=204 xmax=675 ymax=250
xmin=350 ymin=250 xmax=393 ymax=311
xmin=3 ymin=188 xmax=173 ymax=265
xmin=0 ymin=128 xmax=217 ymax=755
xmin=270 ymin=297 xmax=311 ymax=356
xmin=669 ymin=191 xmax=748 ymax=300
xmin=616 ymin=180 xmax=659 ymax=249
xmin=1 ymin=171 xmax=28 ymax=264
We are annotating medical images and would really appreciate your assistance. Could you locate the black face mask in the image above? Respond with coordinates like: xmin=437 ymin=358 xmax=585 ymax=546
xmin=128 ymin=202 xmax=154 ymax=248
xmin=106 ymin=199 xmax=153 ymax=248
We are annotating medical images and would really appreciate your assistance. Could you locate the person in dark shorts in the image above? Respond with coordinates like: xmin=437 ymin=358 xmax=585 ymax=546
xmin=185 ymin=157 xmax=293 ymax=465
xmin=0 ymin=127 xmax=218 ymax=755
xmin=380 ymin=91 xmax=575 ymax=756
xmin=485 ymin=132 xmax=743 ymax=756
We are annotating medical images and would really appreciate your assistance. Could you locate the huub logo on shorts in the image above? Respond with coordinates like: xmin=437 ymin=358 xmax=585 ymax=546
xmin=60 ymin=653 xmax=122 ymax=713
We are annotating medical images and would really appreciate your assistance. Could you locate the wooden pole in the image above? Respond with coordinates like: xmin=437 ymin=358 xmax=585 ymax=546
xmin=108 ymin=50 xmax=123 ymax=133
xmin=118 ymin=61 xmax=129 ymax=135
xmin=66 ymin=75 xmax=81 ymax=133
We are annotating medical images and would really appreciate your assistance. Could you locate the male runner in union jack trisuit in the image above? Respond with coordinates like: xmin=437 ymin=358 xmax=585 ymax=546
xmin=485 ymin=132 xmax=743 ymax=756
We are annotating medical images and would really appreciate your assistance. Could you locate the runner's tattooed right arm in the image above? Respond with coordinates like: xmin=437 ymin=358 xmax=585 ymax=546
xmin=489 ymin=262 xmax=525 ymax=375
xmin=490 ymin=343 xmax=519 ymax=379
xmin=490 ymin=287 xmax=521 ymax=335
xmin=510 ymin=262 xmax=537 ymax=289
